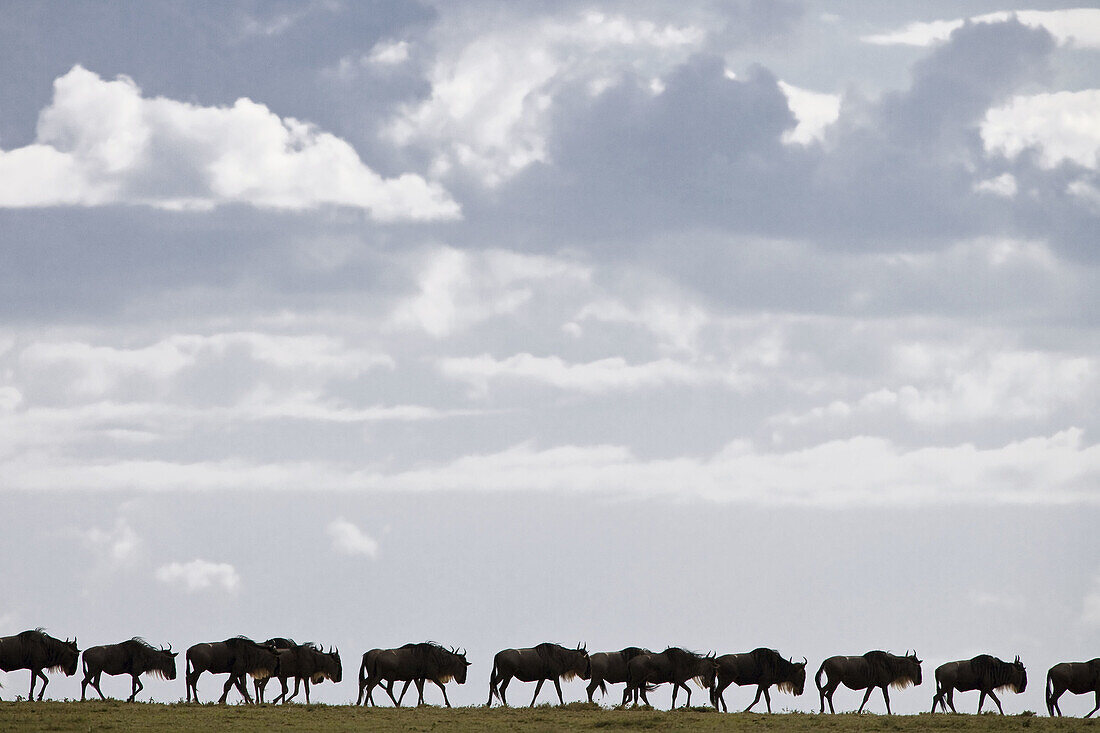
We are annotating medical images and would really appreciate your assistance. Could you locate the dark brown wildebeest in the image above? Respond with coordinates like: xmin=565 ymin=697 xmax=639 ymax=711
xmin=624 ymin=647 xmax=718 ymax=709
xmin=1047 ymin=659 xmax=1100 ymax=717
xmin=80 ymin=638 xmax=177 ymax=702
xmin=585 ymin=647 xmax=650 ymax=705
xmin=486 ymin=643 xmax=589 ymax=707
xmin=931 ymin=654 xmax=1026 ymax=714
xmin=0 ymin=629 xmax=80 ymax=701
xmin=185 ymin=636 xmax=278 ymax=704
xmin=256 ymin=640 xmax=341 ymax=704
xmin=711 ymin=648 xmax=807 ymax=713
xmin=816 ymin=650 xmax=922 ymax=714
xmin=359 ymin=642 xmax=470 ymax=707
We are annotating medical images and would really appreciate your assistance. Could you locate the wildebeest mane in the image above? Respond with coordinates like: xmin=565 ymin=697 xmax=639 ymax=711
xmin=620 ymin=646 xmax=649 ymax=661
xmin=18 ymin=628 xmax=77 ymax=673
xmin=411 ymin=642 xmax=461 ymax=682
xmin=124 ymin=637 xmax=175 ymax=680
xmin=224 ymin=636 xmax=275 ymax=679
xmin=971 ymin=654 xmax=1023 ymax=693
xmin=863 ymin=650 xmax=919 ymax=690
xmin=662 ymin=647 xmax=711 ymax=687
xmin=534 ymin=642 xmax=583 ymax=681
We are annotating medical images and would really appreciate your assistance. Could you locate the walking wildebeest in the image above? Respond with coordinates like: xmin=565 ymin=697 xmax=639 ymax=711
xmin=624 ymin=647 xmax=718 ymax=709
xmin=185 ymin=636 xmax=278 ymax=704
xmin=0 ymin=629 xmax=79 ymax=701
xmin=80 ymin=638 xmax=177 ymax=702
xmin=486 ymin=643 xmax=589 ymax=707
xmin=1047 ymin=659 xmax=1100 ymax=717
xmin=585 ymin=647 xmax=650 ymax=705
xmin=931 ymin=654 xmax=1026 ymax=714
xmin=359 ymin=642 xmax=470 ymax=707
xmin=711 ymin=648 xmax=807 ymax=713
xmin=257 ymin=640 xmax=341 ymax=704
xmin=816 ymin=650 xmax=922 ymax=714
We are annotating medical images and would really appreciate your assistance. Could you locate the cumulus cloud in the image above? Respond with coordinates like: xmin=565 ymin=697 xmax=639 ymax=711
xmin=384 ymin=9 xmax=705 ymax=185
xmin=0 ymin=65 xmax=459 ymax=220
xmin=863 ymin=9 xmax=1100 ymax=48
xmin=981 ymin=90 xmax=1100 ymax=170
xmin=84 ymin=517 xmax=141 ymax=564
xmin=389 ymin=247 xmax=590 ymax=336
xmin=777 ymin=81 xmax=840 ymax=145
xmin=326 ymin=518 xmax=379 ymax=557
xmin=155 ymin=559 xmax=240 ymax=592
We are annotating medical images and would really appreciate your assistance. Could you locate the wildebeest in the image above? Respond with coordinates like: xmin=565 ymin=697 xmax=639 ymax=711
xmin=80 ymin=638 xmax=177 ymax=702
xmin=624 ymin=647 xmax=718 ymax=709
xmin=711 ymin=648 xmax=807 ymax=713
xmin=358 ymin=642 xmax=470 ymax=707
xmin=931 ymin=654 xmax=1026 ymax=714
xmin=486 ymin=643 xmax=589 ymax=707
xmin=185 ymin=637 xmax=278 ymax=704
xmin=1047 ymin=659 xmax=1100 ymax=717
xmin=585 ymin=647 xmax=650 ymax=705
xmin=0 ymin=629 xmax=80 ymax=701
xmin=255 ymin=639 xmax=341 ymax=704
xmin=816 ymin=650 xmax=922 ymax=714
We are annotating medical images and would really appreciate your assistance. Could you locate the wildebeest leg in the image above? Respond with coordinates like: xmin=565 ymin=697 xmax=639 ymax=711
xmin=1086 ymin=690 xmax=1100 ymax=718
xmin=586 ymin=678 xmax=598 ymax=703
xmin=745 ymin=684 xmax=765 ymax=713
xmin=762 ymin=686 xmax=773 ymax=714
xmin=218 ymin=674 xmax=235 ymax=703
xmin=712 ymin=679 xmax=729 ymax=712
xmin=303 ymin=678 xmax=311 ymax=704
xmin=498 ymin=675 xmax=511 ymax=706
xmin=414 ymin=678 xmax=425 ymax=705
xmin=529 ymin=678 xmax=546 ymax=707
xmin=553 ymin=677 xmax=565 ymax=706
xmin=976 ymin=690 xmax=986 ymax=713
xmin=881 ymin=686 xmax=892 ymax=715
xmin=639 ymin=684 xmax=652 ymax=707
xmin=945 ymin=687 xmax=957 ymax=713
xmin=396 ymin=679 xmax=412 ymax=706
xmin=35 ymin=669 xmax=49 ymax=701
xmin=857 ymin=685 xmax=875 ymax=713
xmin=432 ymin=678 xmax=452 ymax=708
xmin=129 ymin=674 xmax=144 ymax=703
xmin=278 ymin=676 xmax=294 ymax=704
xmin=987 ymin=689 xmax=1004 ymax=714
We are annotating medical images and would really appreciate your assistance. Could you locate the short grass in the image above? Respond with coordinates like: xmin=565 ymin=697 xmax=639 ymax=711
xmin=0 ymin=701 xmax=1090 ymax=732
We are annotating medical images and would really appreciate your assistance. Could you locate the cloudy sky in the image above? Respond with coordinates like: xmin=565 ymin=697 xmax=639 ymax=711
xmin=1 ymin=0 xmax=1099 ymax=714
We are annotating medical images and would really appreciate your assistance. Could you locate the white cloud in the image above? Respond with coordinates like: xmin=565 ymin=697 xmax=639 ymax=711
xmin=84 ymin=517 xmax=141 ymax=564
xmin=982 ymin=90 xmax=1100 ymax=170
xmin=863 ymin=9 xmax=1100 ymax=48
xmin=154 ymin=559 xmax=240 ymax=592
xmin=368 ymin=39 xmax=411 ymax=66
xmin=385 ymin=10 xmax=704 ymax=186
xmin=438 ymin=352 xmax=740 ymax=394
xmin=777 ymin=81 xmax=840 ymax=145
xmin=390 ymin=247 xmax=590 ymax=337
xmin=576 ymin=298 xmax=709 ymax=353
xmin=0 ymin=66 xmax=459 ymax=220
xmin=973 ymin=173 xmax=1017 ymax=197
xmin=326 ymin=518 xmax=379 ymax=557
xmin=775 ymin=350 xmax=1094 ymax=427
xmin=5 ymin=428 xmax=1100 ymax=506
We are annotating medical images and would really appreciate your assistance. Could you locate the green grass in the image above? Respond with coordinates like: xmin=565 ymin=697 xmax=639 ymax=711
xmin=0 ymin=701 xmax=1090 ymax=732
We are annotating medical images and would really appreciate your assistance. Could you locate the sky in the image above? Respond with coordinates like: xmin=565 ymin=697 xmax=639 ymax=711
xmin=1 ymin=0 xmax=1099 ymax=715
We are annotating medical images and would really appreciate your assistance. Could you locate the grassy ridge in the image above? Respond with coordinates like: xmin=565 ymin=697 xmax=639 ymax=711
xmin=0 ymin=701 xmax=1092 ymax=732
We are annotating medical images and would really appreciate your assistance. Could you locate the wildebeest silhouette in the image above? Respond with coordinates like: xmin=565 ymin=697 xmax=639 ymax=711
xmin=624 ymin=647 xmax=718 ymax=709
xmin=931 ymin=654 xmax=1026 ymax=714
xmin=711 ymin=648 xmax=806 ymax=713
xmin=816 ymin=650 xmax=922 ymax=714
xmin=486 ymin=643 xmax=589 ymax=707
xmin=358 ymin=642 xmax=469 ymax=707
xmin=254 ymin=639 xmax=341 ymax=704
xmin=1047 ymin=659 xmax=1100 ymax=717
xmin=80 ymin=637 xmax=177 ymax=702
xmin=185 ymin=636 xmax=278 ymax=704
xmin=585 ymin=647 xmax=650 ymax=705
xmin=0 ymin=629 xmax=79 ymax=701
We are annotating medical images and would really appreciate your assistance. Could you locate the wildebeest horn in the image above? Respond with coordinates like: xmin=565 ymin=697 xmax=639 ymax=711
xmin=802 ymin=656 xmax=808 ymax=666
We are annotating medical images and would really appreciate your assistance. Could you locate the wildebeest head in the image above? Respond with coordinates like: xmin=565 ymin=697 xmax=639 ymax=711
xmin=784 ymin=657 xmax=808 ymax=696
xmin=60 ymin=637 xmax=80 ymax=676
xmin=906 ymin=651 xmax=923 ymax=687
xmin=561 ymin=644 xmax=590 ymax=682
xmin=1012 ymin=656 xmax=1027 ymax=693
xmin=452 ymin=647 xmax=471 ymax=684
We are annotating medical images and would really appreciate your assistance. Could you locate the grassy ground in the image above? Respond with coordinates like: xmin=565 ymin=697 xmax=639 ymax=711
xmin=0 ymin=701 xmax=1095 ymax=732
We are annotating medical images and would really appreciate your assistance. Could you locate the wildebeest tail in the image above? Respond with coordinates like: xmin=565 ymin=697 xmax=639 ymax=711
xmin=815 ymin=661 xmax=827 ymax=692
xmin=1045 ymin=669 xmax=1054 ymax=713
xmin=359 ymin=654 xmax=369 ymax=687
